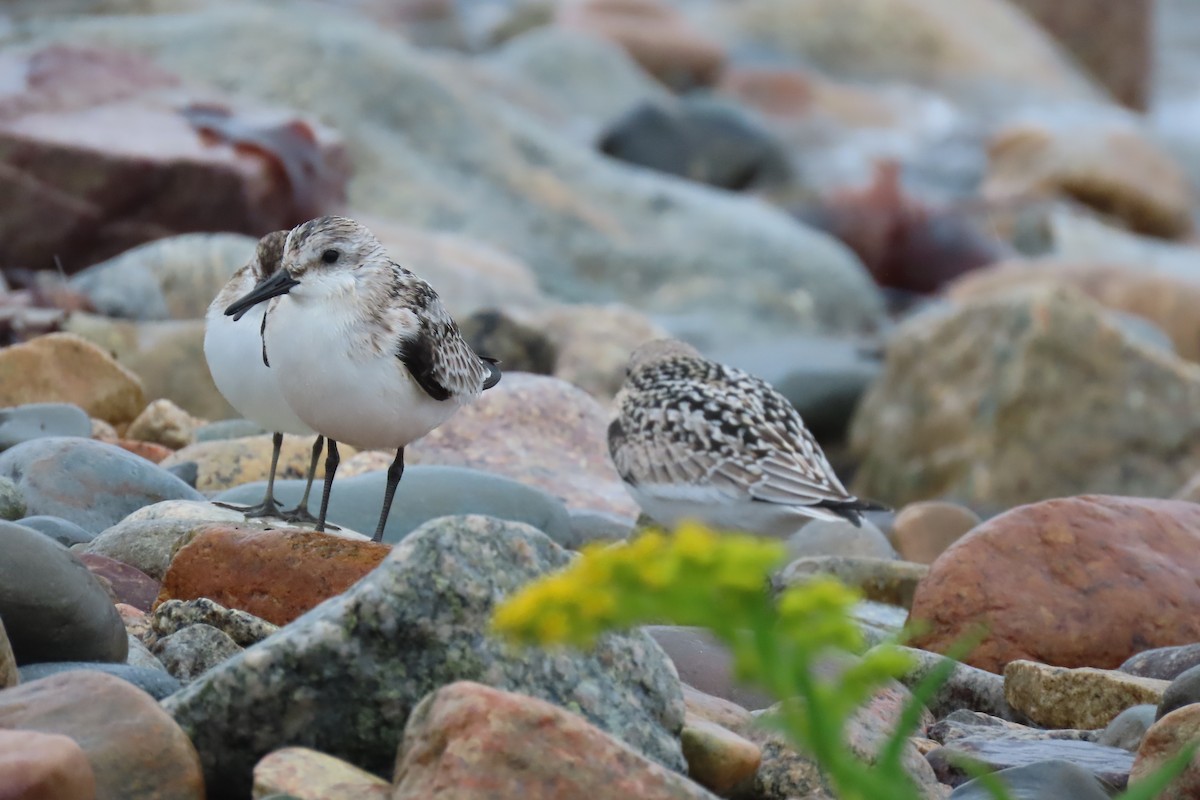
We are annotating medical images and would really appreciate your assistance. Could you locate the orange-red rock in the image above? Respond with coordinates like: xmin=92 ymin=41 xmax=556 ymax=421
xmin=889 ymin=501 xmax=980 ymax=564
xmin=0 ymin=670 xmax=203 ymax=799
xmin=0 ymin=729 xmax=96 ymax=800
xmin=556 ymin=0 xmax=726 ymax=89
xmin=393 ymin=681 xmax=712 ymax=799
xmin=155 ymin=525 xmax=390 ymax=625
xmin=909 ymin=496 xmax=1200 ymax=673
xmin=1129 ymin=703 xmax=1200 ymax=799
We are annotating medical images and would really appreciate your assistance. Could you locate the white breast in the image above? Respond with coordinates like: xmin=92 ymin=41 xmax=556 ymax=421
xmin=261 ymin=294 xmax=464 ymax=451
xmin=203 ymin=295 xmax=312 ymax=436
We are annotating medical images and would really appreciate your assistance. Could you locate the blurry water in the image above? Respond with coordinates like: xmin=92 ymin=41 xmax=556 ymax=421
xmin=1150 ymin=0 xmax=1200 ymax=192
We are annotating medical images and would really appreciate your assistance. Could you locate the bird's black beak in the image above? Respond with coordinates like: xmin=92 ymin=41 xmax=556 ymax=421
xmin=225 ymin=269 xmax=300 ymax=321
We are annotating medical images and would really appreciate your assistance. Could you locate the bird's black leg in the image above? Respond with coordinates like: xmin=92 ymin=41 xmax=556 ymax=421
xmin=215 ymin=431 xmax=283 ymax=518
xmin=373 ymin=447 xmax=404 ymax=543
xmin=280 ymin=435 xmax=337 ymax=529
xmin=316 ymin=439 xmax=340 ymax=533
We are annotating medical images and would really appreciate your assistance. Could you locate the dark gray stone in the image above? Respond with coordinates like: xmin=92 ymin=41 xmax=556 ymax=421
xmin=0 ymin=521 xmax=127 ymax=665
xmin=15 ymin=515 xmax=94 ymax=546
xmin=1158 ymin=663 xmax=1200 ymax=720
xmin=17 ymin=661 xmax=180 ymax=700
xmin=0 ymin=403 xmax=91 ymax=450
xmin=1121 ymin=643 xmax=1200 ymax=681
xmin=193 ymin=418 xmax=268 ymax=443
xmin=598 ymin=96 xmax=791 ymax=191
xmin=0 ymin=437 xmax=203 ymax=532
xmin=152 ymin=598 xmax=278 ymax=647
xmin=0 ymin=476 xmax=24 ymax=521
xmin=152 ymin=623 xmax=244 ymax=684
xmin=212 ymin=465 xmax=574 ymax=545
xmin=459 ymin=310 xmax=557 ymax=376
xmin=928 ymin=736 xmax=1133 ymax=791
xmin=162 ymin=515 xmax=685 ymax=798
xmin=164 ymin=460 xmax=199 ymax=488
xmin=896 ymin=650 xmax=1025 ymax=722
xmin=1096 ymin=704 xmax=1156 ymax=751
xmin=930 ymin=710 xmax=1093 ymax=745
xmin=948 ymin=759 xmax=1112 ymax=800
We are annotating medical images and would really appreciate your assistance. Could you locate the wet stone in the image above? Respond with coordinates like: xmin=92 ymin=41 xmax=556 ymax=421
xmin=16 ymin=515 xmax=95 ymax=547
xmin=0 ymin=403 xmax=91 ymax=451
xmin=17 ymin=661 xmax=180 ymax=700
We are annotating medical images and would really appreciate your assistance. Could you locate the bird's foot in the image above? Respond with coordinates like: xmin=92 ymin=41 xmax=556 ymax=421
xmin=213 ymin=499 xmax=283 ymax=519
xmin=279 ymin=504 xmax=340 ymax=531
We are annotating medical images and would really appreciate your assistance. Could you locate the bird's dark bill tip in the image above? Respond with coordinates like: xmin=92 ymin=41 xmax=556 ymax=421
xmin=225 ymin=269 xmax=301 ymax=320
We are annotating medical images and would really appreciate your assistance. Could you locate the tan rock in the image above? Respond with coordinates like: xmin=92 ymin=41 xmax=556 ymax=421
xmin=682 ymin=685 xmax=752 ymax=734
xmin=530 ymin=303 xmax=668 ymax=402
xmin=125 ymin=398 xmax=197 ymax=449
xmin=89 ymin=418 xmax=118 ymax=442
xmin=1129 ymin=703 xmax=1200 ymax=799
xmin=889 ymin=501 xmax=980 ymax=565
xmin=946 ymin=258 xmax=1200 ymax=362
xmin=159 ymin=435 xmax=350 ymax=493
xmin=63 ymin=314 xmax=235 ymax=420
xmin=0 ymin=616 xmax=17 ymax=688
xmin=393 ymin=681 xmax=716 ymax=799
xmin=409 ymin=372 xmax=638 ymax=517
xmin=909 ymin=495 xmax=1200 ymax=673
xmin=0 ymin=670 xmax=203 ymax=799
xmin=0 ymin=333 xmax=145 ymax=425
xmin=0 ymin=729 xmax=96 ymax=800
xmin=252 ymin=747 xmax=389 ymax=800
xmin=556 ymin=0 xmax=726 ymax=89
xmin=1004 ymin=660 xmax=1169 ymax=729
xmin=155 ymin=525 xmax=391 ymax=626
xmin=983 ymin=122 xmax=1192 ymax=239
xmin=680 ymin=713 xmax=761 ymax=795
xmin=850 ymin=287 xmax=1200 ymax=511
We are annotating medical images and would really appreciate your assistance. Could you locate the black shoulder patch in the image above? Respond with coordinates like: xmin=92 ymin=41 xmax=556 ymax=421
xmin=396 ymin=330 xmax=452 ymax=402
xmin=607 ymin=417 xmax=627 ymax=459
xmin=481 ymin=356 xmax=501 ymax=390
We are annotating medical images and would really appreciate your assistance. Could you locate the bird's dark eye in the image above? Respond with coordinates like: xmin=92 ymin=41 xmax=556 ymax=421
xmin=321 ymin=249 xmax=340 ymax=264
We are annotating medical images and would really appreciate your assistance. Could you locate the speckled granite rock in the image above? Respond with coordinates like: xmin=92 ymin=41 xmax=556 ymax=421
xmin=0 ymin=617 xmax=17 ymax=688
xmin=152 ymin=598 xmax=278 ymax=648
xmin=84 ymin=517 xmax=219 ymax=581
xmin=1004 ymin=660 xmax=1169 ymax=729
xmin=162 ymin=514 xmax=686 ymax=797
xmin=153 ymin=623 xmax=244 ymax=684
xmin=893 ymin=647 xmax=1022 ymax=722
xmin=0 ymin=476 xmax=25 ymax=521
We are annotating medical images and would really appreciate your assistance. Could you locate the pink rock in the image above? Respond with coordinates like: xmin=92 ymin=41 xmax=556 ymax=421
xmin=0 ymin=45 xmax=350 ymax=272
xmin=79 ymin=553 xmax=160 ymax=613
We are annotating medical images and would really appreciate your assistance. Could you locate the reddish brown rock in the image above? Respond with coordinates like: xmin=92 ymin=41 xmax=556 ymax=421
xmin=889 ymin=501 xmax=980 ymax=565
xmin=393 ymin=681 xmax=714 ymax=799
xmin=946 ymin=258 xmax=1200 ymax=362
xmin=556 ymin=0 xmax=726 ymax=89
xmin=79 ymin=554 xmax=160 ymax=613
xmin=909 ymin=496 xmax=1200 ymax=673
xmin=155 ymin=525 xmax=390 ymax=626
xmin=1129 ymin=703 xmax=1200 ymax=799
xmin=0 ymin=44 xmax=350 ymax=272
xmin=1008 ymin=0 xmax=1152 ymax=109
xmin=0 ymin=333 xmax=145 ymax=425
xmin=409 ymin=373 xmax=639 ymax=518
xmin=0 ymin=670 xmax=204 ymax=799
xmin=0 ymin=729 xmax=96 ymax=800
xmin=115 ymin=440 xmax=173 ymax=465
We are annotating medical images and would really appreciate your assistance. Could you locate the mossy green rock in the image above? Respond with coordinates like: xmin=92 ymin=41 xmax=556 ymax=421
xmin=162 ymin=514 xmax=686 ymax=797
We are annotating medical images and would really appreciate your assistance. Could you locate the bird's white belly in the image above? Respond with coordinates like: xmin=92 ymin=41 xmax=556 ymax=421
xmin=627 ymin=483 xmax=820 ymax=538
xmin=264 ymin=302 xmax=460 ymax=451
xmin=203 ymin=306 xmax=312 ymax=435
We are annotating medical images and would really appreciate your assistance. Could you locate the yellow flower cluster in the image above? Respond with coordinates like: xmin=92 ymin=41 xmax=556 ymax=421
xmin=492 ymin=522 xmax=787 ymax=648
